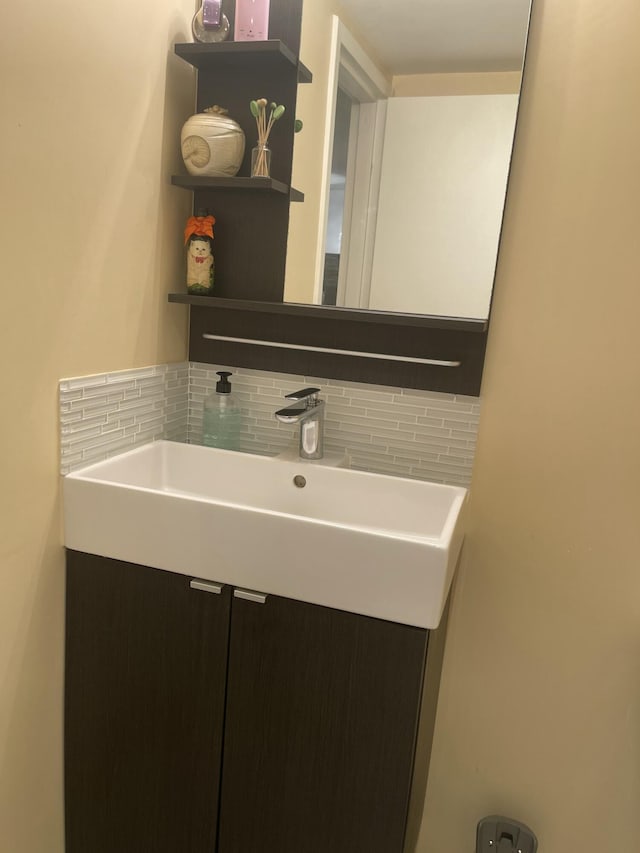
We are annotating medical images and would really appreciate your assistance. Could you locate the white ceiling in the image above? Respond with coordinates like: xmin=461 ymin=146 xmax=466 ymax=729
xmin=337 ymin=0 xmax=532 ymax=76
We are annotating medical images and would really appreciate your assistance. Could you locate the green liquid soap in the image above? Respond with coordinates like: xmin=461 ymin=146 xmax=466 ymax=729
xmin=202 ymin=371 xmax=240 ymax=450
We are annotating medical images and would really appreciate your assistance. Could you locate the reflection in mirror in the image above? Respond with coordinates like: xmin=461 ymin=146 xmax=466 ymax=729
xmin=285 ymin=0 xmax=532 ymax=320
xmin=322 ymin=87 xmax=350 ymax=307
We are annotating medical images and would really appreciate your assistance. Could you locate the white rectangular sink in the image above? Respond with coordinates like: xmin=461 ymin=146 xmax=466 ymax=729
xmin=63 ymin=441 xmax=467 ymax=628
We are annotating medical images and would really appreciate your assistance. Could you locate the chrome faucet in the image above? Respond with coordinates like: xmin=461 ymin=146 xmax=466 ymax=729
xmin=275 ymin=387 xmax=325 ymax=460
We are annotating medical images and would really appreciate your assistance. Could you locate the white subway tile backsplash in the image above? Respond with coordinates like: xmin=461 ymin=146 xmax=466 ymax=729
xmin=59 ymin=361 xmax=480 ymax=485
xmin=60 ymin=425 xmax=104 ymax=446
xmin=394 ymin=387 xmax=455 ymax=402
xmin=61 ymin=375 xmax=106 ymax=391
xmin=59 ymin=363 xmax=190 ymax=474
xmin=62 ymin=412 xmax=107 ymax=429
xmin=345 ymin=389 xmax=397 ymax=404
xmin=188 ymin=362 xmax=480 ymax=485
xmin=416 ymin=415 xmax=446 ymax=427
xmin=78 ymin=401 xmax=121 ymax=418
xmin=365 ymin=400 xmax=427 ymax=417
xmin=325 ymin=402 xmax=367 ymax=416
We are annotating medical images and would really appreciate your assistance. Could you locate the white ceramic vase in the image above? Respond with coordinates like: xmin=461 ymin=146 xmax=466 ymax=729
xmin=181 ymin=107 xmax=245 ymax=178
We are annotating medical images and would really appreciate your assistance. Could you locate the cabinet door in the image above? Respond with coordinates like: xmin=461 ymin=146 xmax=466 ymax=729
xmin=65 ymin=551 xmax=231 ymax=853
xmin=218 ymin=592 xmax=428 ymax=853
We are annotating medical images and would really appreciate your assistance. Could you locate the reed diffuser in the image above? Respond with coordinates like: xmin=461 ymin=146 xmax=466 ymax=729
xmin=249 ymin=98 xmax=285 ymax=177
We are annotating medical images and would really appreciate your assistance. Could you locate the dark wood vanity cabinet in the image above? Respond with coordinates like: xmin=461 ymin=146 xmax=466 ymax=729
xmin=218 ymin=591 xmax=428 ymax=853
xmin=65 ymin=551 xmax=231 ymax=853
xmin=65 ymin=551 xmax=439 ymax=853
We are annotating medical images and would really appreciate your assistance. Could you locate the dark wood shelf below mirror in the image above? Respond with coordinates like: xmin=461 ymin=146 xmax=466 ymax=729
xmin=167 ymin=294 xmax=486 ymax=332
xmin=171 ymin=175 xmax=304 ymax=202
xmin=167 ymin=296 xmax=488 ymax=396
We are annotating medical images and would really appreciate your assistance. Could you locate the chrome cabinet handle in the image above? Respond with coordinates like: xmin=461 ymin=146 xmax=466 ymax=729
xmin=234 ymin=588 xmax=267 ymax=604
xmin=202 ymin=333 xmax=461 ymax=367
xmin=190 ymin=579 xmax=223 ymax=595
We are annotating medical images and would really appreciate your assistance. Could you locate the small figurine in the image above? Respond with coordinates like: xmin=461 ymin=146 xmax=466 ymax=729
xmin=184 ymin=213 xmax=216 ymax=295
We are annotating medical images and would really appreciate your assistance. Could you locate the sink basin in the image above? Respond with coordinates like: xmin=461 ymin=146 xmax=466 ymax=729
xmin=63 ymin=440 xmax=467 ymax=628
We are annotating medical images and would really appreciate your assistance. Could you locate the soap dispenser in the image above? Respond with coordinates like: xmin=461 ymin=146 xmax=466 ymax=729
xmin=202 ymin=371 xmax=241 ymax=449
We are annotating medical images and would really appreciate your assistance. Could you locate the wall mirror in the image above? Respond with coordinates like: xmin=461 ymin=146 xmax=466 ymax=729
xmin=179 ymin=0 xmax=534 ymax=395
xmin=285 ymin=0 xmax=532 ymax=321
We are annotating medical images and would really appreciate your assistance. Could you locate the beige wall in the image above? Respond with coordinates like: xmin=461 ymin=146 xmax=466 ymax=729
xmin=2 ymin=1 xmax=640 ymax=851
xmin=418 ymin=0 xmax=640 ymax=850
xmin=0 ymin=1 xmax=194 ymax=849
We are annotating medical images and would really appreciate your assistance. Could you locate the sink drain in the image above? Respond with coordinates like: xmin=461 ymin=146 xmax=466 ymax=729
xmin=293 ymin=475 xmax=307 ymax=488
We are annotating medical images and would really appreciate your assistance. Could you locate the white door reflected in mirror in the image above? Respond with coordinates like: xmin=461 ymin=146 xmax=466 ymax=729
xmin=368 ymin=93 xmax=518 ymax=318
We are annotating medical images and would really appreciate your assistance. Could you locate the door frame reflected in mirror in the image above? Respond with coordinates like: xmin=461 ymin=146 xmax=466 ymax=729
xmin=313 ymin=17 xmax=390 ymax=309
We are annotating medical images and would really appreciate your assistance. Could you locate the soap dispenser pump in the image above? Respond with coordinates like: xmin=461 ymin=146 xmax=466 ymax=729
xmin=202 ymin=371 xmax=241 ymax=449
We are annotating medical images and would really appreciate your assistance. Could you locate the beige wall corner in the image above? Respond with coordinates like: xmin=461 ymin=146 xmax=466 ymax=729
xmin=0 ymin=2 xmax=194 ymax=850
xmin=3 ymin=0 xmax=640 ymax=850
xmin=417 ymin=0 xmax=640 ymax=850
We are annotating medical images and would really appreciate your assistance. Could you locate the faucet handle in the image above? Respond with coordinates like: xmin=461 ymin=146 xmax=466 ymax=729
xmin=285 ymin=387 xmax=321 ymax=403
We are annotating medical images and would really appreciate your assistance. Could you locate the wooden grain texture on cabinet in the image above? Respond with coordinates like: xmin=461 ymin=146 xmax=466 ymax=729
xmin=217 ymin=592 xmax=429 ymax=853
xmin=64 ymin=551 xmax=231 ymax=853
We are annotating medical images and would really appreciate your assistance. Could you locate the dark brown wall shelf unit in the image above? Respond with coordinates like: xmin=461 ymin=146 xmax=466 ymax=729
xmin=173 ymin=6 xmax=307 ymax=302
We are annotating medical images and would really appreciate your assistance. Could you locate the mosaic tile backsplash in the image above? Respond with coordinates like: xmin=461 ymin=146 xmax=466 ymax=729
xmin=189 ymin=364 xmax=479 ymax=486
xmin=59 ymin=363 xmax=188 ymax=474
xmin=60 ymin=362 xmax=480 ymax=486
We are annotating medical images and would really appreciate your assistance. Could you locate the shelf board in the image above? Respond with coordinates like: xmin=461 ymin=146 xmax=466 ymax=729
xmin=171 ymin=174 xmax=304 ymax=201
xmin=174 ymin=40 xmax=312 ymax=83
xmin=167 ymin=294 xmax=488 ymax=332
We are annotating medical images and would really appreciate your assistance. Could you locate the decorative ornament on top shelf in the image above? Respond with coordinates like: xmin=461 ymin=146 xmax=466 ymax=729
xmin=191 ymin=0 xmax=230 ymax=43
xmin=181 ymin=105 xmax=246 ymax=178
